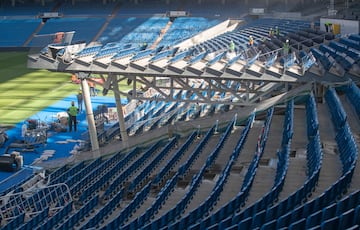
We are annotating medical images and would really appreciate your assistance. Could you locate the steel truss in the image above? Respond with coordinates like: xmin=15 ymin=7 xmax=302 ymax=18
xmin=101 ymin=73 xmax=298 ymax=106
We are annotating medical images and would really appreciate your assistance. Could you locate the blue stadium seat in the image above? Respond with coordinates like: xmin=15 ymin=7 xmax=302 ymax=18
xmin=320 ymin=216 xmax=339 ymax=230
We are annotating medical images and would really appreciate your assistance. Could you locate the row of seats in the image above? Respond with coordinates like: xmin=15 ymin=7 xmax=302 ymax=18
xmin=248 ymin=90 xmax=358 ymax=230
xmin=324 ymin=87 xmax=347 ymax=131
xmin=159 ymin=17 xmax=220 ymax=47
xmin=49 ymin=161 xmax=85 ymax=185
xmin=217 ymin=141 xmax=290 ymax=230
xmin=102 ymin=142 xmax=160 ymax=200
xmin=147 ymin=102 xmax=180 ymax=131
xmin=116 ymin=17 xmax=169 ymax=46
xmin=173 ymin=119 xmax=248 ymax=230
xmin=325 ymin=87 xmax=358 ymax=173
xmin=339 ymin=37 xmax=360 ymax=53
xmin=76 ymin=45 xmax=102 ymax=58
xmin=153 ymin=131 xmax=197 ymax=186
xmin=1 ymin=213 xmax=25 ymax=230
xmin=70 ymin=150 xmax=128 ymax=196
xmin=57 ymin=194 xmax=99 ymax=230
xmin=18 ymin=207 xmax=49 ymax=230
xmin=242 ymin=108 xmax=274 ymax=192
xmin=311 ymin=47 xmax=333 ymax=71
xmin=177 ymin=110 xmax=269 ymax=229
xmin=77 ymin=148 xmax=139 ymax=202
xmin=343 ymin=81 xmax=360 ymax=118
xmin=127 ymin=138 xmax=177 ymax=193
xmin=134 ymin=101 xmax=168 ymax=135
xmin=149 ymin=48 xmax=178 ymax=63
xmin=46 ymin=164 xmax=69 ymax=183
xmin=202 ymin=96 xmax=320 ymax=229
xmin=35 ymin=201 xmax=73 ymax=230
xmin=128 ymin=173 xmax=181 ymax=230
xmin=266 ymin=89 xmax=358 ymax=229
xmin=160 ymin=118 xmax=238 ymax=230
xmin=63 ymin=157 xmax=103 ymax=190
xmin=105 ymin=182 xmax=152 ymax=229
xmin=306 ymin=94 xmax=319 ymax=139
xmin=164 ymin=112 xmax=247 ymax=229
xmin=178 ymin=125 xmax=214 ymax=176
xmin=120 ymin=124 xmax=217 ymax=229
xmin=329 ymin=40 xmax=360 ymax=63
xmin=122 ymin=123 xmax=219 ymax=229
xmin=82 ymin=190 xmax=124 ymax=229
xmin=319 ymin=44 xmax=353 ymax=71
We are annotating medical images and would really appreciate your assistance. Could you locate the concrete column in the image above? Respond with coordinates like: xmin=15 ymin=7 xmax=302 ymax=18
xmin=81 ymin=78 xmax=100 ymax=157
xmin=266 ymin=0 xmax=269 ymax=6
xmin=112 ymin=75 xmax=129 ymax=148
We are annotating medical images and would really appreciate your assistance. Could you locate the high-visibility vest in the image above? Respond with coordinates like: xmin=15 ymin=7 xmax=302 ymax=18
xmin=283 ymin=43 xmax=290 ymax=52
xmin=229 ymin=41 xmax=235 ymax=51
xmin=68 ymin=106 xmax=78 ymax=116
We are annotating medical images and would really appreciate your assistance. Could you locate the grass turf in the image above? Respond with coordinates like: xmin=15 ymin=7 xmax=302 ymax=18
xmin=0 ymin=52 xmax=76 ymax=126
xmin=0 ymin=51 xmax=135 ymax=127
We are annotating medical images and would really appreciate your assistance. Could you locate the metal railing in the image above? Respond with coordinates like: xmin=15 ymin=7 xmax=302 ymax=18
xmin=0 ymin=183 xmax=72 ymax=222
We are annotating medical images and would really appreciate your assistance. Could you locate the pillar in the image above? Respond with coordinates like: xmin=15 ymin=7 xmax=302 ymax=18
xmin=111 ymin=75 xmax=129 ymax=148
xmin=81 ymin=77 xmax=100 ymax=157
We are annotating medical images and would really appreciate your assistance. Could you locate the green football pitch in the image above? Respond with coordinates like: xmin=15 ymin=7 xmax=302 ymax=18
xmin=0 ymin=52 xmax=133 ymax=127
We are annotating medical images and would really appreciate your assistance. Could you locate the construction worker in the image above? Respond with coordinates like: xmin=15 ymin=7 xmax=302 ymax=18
xmin=88 ymin=81 xmax=97 ymax=97
xmin=67 ymin=101 xmax=79 ymax=132
xmin=324 ymin=22 xmax=332 ymax=33
xmin=77 ymin=90 xmax=83 ymax=112
xmin=249 ymin=36 xmax=254 ymax=47
xmin=283 ymin=39 xmax=290 ymax=57
xmin=275 ymin=26 xmax=280 ymax=36
xmin=269 ymin=28 xmax=274 ymax=37
xmin=229 ymin=40 xmax=235 ymax=52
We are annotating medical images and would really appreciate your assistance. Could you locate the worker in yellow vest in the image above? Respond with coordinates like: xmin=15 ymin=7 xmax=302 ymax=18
xmin=269 ymin=28 xmax=274 ymax=37
xmin=67 ymin=101 xmax=79 ymax=132
xmin=283 ymin=39 xmax=290 ymax=57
